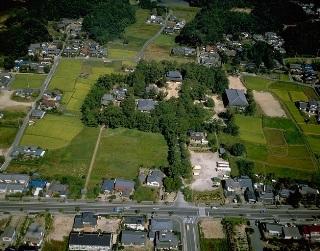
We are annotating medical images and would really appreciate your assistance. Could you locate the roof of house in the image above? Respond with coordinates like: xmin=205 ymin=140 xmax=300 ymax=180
xmin=224 ymin=179 xmax=240 ymax=190
xmin=166 ymin=71 xmax=182 ymax=81
xmin=7 ymin=183 xmax=26 ymax=192
xmin=101 ymin=179 xmax=114 ymax=192
xmin=121 ymin=230 xmax=146 ymax=246
xmin=155 ymin=231 xmax=179 ymax=248
xmin=147 ymin=169 xmax=165 ymax=185
xmin=124 ymin=216 xmax=145 ymax=225
xmin=0 ymin=173 xmax=30 ymax=182
xmin=238 ymin=176 xmax=253 ymax=191
xmin=48 ymin=182 xmax=68 ymax=195
xmin=1 ymin=226 xmax=15 ymax=238
xmin=29 ymin=179 xmax=47 ymax=189
xmin=283 ymin=226 xmax=301 ymax=238
xmin=137 ymin=99 xmax=157 ymax=112
xmin=303 ymin=225 xmax=320 ymax=235
xmin=245 ymin=190 xmax=256 ymax=201
xmin=114 ymin=179 xmax=135 ymax=196
xmin=300 ymin=185 xmax=319 ymax=195
xmin=74 ymin=212 xmax=97 ymax=229
xmin=25 ymin=223 xmax=44 ymax=241
xmin=150 ymin=219 xmax=173 ymax=232
xmin=189 ymin=131 xmax=206 ymax=141
xmin=68 ymin=232 xmax=112 ymax=247
xmin=265 ymin=223 xmax=283 ymax=233
xmin=31 ymin=110 xmax=45 ymax=118
xmin=225 ymin=89 xmax=248 ymax=107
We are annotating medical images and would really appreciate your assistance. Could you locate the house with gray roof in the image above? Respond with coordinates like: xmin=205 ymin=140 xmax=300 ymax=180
xmin=238 ymin=176 xmax=253 ymax=191
xmin=101 ymin=94 xmax=114 ymax=106
xmin=46 ymin=181 xmax=68 ymax=198
xmin=121 ymin=230 xmax=146 ymax=247
xmin=259 ymin=192 xmax=274 ymax=204
xmin=6 ymin=183 xmax=27 ymax=194
xmin=123 ymin=216 xmax=145 ymax=231
xmin=264 ymin=223 xmax=283 ymax=237
xmin=0 ymin=173 xmax=30 ymax=185
xmin=283 ymin=226 xmax=301 ymax=239
xmin=1 ymin=226 xmax=16 ymax=245
xmin=225 ymin=89 xmax=248 ymax=108
xmin=0 ymin=73 xmax=12 ymax=88
xmin=166 ymin=71 xmax=182 ymax=82
xmin=114 ymin=179 xmax=135 ymax=197
xmin=149 ymin=218 xmax=173 ymax=241
xmin=69 ymin=232 xmax=112 ymax=251
xmin=73 ymin=212 xmax=97 ymax=232
xmin=155 ymin=231 xmax=179 ymax=250
xmin=137 ymin=99 xmax=157 ymax=112
xmin=146 ymin=169 xmax=165 ymax=187
xmin=31 ymin=109 xmax=46 ymax=120
xmin=101 ymin=179 xmax=114 ymax=194
xmin=171 ymin=47 xmax=196 ymax=57
xmin=11 ymin=146 xmax=45 ymax=159
xmin=24 ymin=223 xmax=44 ymax=247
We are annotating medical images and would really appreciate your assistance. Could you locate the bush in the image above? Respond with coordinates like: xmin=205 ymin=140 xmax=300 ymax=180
xmin=230 ymin=143 xmax=246 ymax=156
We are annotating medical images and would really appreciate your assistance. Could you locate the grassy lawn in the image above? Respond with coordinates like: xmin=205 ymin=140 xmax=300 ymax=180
xmin=170 ymin=5 xmax=199 ymax=22
xmin=89 ymin=128 xmax=168 ymax=189
xmin=235 ymin=115 xmax=266 ymax=144
xmin=108 ymin=9 xmax=160 ymax=56
xmin=9 ymin=127 xmax=99 ymax=198
xmin=133 ymin=186 xmax=158 ymax=202
xmin=242 ymin=75 xmax=272 ymax=91
xmin=20 ymin=114 xmax=84 ymax=150
xmin=0 ymin=127 xmax=18 ymax=148
xmin=11 ymin=74 xmax=46 ymax=89
xmin=200 ymin=238 xmax=229 ymax=251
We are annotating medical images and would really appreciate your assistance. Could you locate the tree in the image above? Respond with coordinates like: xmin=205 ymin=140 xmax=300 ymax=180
xmin=236 ymin=159 xmax=254 ymax=178
xmin=163 ymin=176 xmax=182 ymax=193
xmin=231 ymin=143 xmax=246 ymax=156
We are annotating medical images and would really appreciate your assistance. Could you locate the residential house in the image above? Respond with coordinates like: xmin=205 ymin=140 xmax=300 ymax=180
xmin=225 ymin=89 xmax=249 ymax=109
xmin=24 ymin=223 xmax=44 ymax=247
xmin=14 ymin=89 xmax=38 ymax=99
xmin=29 ymin=179 xmax=47 ymax=197
xmin=0 ymin=73 xmax=12 ymax=88
xmin=189 ymin=131 xmax=209 ymax=146
xmin=155 ymin=231 xmax=179 ymax=250
xmin=199 ymin=51 xmax=221 ymax=67
xmin=259 ymin=192 xmax=274 ymax=204
xmin=171 ymin=47 xmax=195 ymax=57
xmin=223 ymin=178 xmax=241 ymax=195
xmin=283 ymin=226 xmax=301 ymax=240
xmin=238 ymin=176 xmax=254 ymax=191
xmin=303 ymin=225 xmax=320 ymax=241
xmin=101 ymin=94 xmax=114 ymax=106
xmin=244 ymin=190 xmax=256 ymax=203
xmin=46 ymin=182 xmax=68 ymax=198
xmin=149 ymin=218 xmax=173 ymax=241
xmin=101 ymin=179 xmax=115 ymax=194
xmin=123 ymin=216 xmax=145 ymax=231
xmin=137 ymin=99 xmax=157 ymax=112
xmin=73 ymin=212 xmax=98 ymax=232
xmin=146 ymin=169 xmax=165 ymax=187
xmin=146 ymin=15 xmax=164 ymax=25
xmin=112 ymin=88 xmax=127 ymax=102
xmin=30 ymin=110 xmax=46 ymax=120
xmin=1 ymin=226 xmax=16 ymax=245
xmin=11 ymin=146 xmax=45 ymax=159
xmin=121 ymin=230 xmax=146 ymax=247
xmin=264 ymin=223 xmax=283 ymax=237
xmin=296 ymin=101 xmax=308 ymax=112
xmin=6 ymin=184 xmax=27 ymax=194
xmin=114 ymin=179 xmax=135 ymax=197
xmin=68 ymin=232 xmax=112 ymax=251
xmin=0 ymin=174 xmax=30 ymax=185
xmin=166 ymin=71 xmax=183 ymax=83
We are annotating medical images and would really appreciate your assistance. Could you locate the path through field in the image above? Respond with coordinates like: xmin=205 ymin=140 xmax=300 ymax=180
xmin=83 ymin=125 xmax=104 ymax=198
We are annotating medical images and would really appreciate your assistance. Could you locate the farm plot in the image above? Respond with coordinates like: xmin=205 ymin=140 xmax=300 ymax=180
xmin=242 ymin=75 xmax=272 ymax=91
xmin=235 ymin=115 xmax=266 ymax=144
xmin=88 ymin=128 xmax=168 ymax=189
xmin=20 ymin=114 xmax=83 ymax=150
xmin=253 ymin=91 xmax=286 ymax=117
xmin=263 ymin=128 xmax=286 ymax=146
xmin=11 ymin=74 xmax=46 ymax=89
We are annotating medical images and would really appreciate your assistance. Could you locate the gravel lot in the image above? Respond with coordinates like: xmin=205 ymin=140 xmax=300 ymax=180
xmin=200 ymin=219 xmax=225 ymax=239
xmin=190 ymin=151 xmax=227 ymax=191
xmin=253 ymin=91 xmax=287 ymax=117
xmin=0 ymin=90 xmax=32 ymax=109
xmin=228 ymin=76 xmax=247 ymax=92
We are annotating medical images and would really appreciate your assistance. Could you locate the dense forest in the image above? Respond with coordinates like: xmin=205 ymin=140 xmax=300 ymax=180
xmin=0 ymin=0 xmax=135 ymax=62
xmin=180 ymin=0 xmax=320 ymax=56
xmin=81 ymin=60 xmax=229 ymax=191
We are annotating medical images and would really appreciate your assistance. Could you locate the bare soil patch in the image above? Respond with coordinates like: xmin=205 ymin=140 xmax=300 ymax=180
xmin=200 ymin=219 xmax=225 ymax=239
xmin=228 ymin=76 xmax=247 ymax=92
xmin=49 ymin=215 xmax=74 ymax=241
xmin=163 ymin=81 xmax=181 ymax=99
xmin=190 ymin=151 xmax=228 ymax=191
xmin=253 ymin=91 xmax=286 ymax=117
xmin=0 ymin=148 xmax=8 ymax=156
xmin=211 ymin=94 xmax=226 ymax=119
xmin=0 ymin=90 xmax=32 ymax=110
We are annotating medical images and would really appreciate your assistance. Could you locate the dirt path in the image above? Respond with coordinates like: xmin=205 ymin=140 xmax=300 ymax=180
xmin=211 ymin=94 xmax=226 ymax=119
xmin=0 ymin=90 xmax=33 ymax=109
xmin=82 ymin=125 xmax=104 ymax=198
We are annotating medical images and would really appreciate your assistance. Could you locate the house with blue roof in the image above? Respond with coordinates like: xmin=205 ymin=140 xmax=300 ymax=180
xmin=101 ymin=179 xmax=115 ymax=194
xmin=29 ymin=179 xmax=47 ymax=189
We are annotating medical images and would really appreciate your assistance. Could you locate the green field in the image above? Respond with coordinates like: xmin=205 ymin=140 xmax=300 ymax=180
xmin=263 ymin=128 xmax=286 ymax=146
xmin=242 ymin=76 xmax=272 ymax=91
xmin=20 ymin=114 xmax=83 ymax=150
xmin=235 ymin=115 xmax=266 ymax=144
xmin=0 ymin=127 xmax=18 ymax=148
xmin=9 ymin=127 xmax=99 ymax=198
xmin=11 ymin=74 xmax=46 ymax=89
xmin=133 ymin=186 xmax=158 ymax=202
xmin=89 ymin=128 xmax=168 ymax=189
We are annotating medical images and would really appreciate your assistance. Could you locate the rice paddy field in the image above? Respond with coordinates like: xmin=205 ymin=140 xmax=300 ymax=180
xmin=11 ymin=74 xmax=47 ymax=89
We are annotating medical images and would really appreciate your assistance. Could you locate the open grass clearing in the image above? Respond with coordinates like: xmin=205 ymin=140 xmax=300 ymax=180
xmin=89 ymin=128 xmax=168 ymax=189
xmin=192 ymin=189 xmax=224 ymax=203
xmin=0 ymin=127 xmax=18 ymax=148
xmin=235 ymin=115 xmax=266 ymax=144
xmin=289 ymin=91 xmax=308 ymax=102
xmin=11 ymin=74 xmax=46 ymax=89
xmin=133 ymin=186 xmax=158 ymax=202
xmin=242 ymin=75 xmax=272 ymax=91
